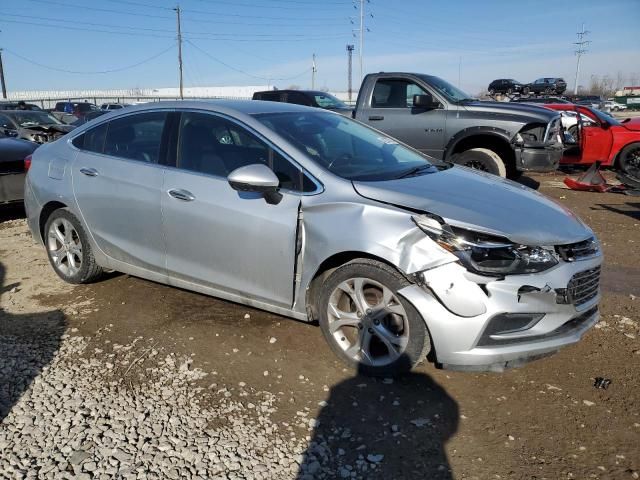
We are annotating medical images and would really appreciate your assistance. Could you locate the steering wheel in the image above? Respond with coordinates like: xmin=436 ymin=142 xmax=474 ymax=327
xmin=327 ymin=153 xmax=353 ymax=170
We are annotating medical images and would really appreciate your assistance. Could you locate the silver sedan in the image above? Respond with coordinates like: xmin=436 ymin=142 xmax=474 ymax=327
xmin=24 ymin=101 xmax=602 ymax=376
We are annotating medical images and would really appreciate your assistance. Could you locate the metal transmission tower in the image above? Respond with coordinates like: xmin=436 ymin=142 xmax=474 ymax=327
xmin=174 ymin=5 xmax=184 ymax=100
xmin=573 ymin=23 xmax=590 ymax=95
xmin=346 ymin=45 xmax=354 ymax=102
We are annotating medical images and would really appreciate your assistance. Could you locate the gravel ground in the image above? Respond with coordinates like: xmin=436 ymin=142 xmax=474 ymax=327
xmin=0 ymin=171 xmax=639 ymax=479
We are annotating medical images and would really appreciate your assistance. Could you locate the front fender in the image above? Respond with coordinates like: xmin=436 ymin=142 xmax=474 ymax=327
xmin=443 ymin=126 xmax=514 ymax=160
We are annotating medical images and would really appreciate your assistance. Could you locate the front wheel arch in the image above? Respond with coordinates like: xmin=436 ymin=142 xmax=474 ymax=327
xmin=446 ymin=133 xmax=516 ymax=177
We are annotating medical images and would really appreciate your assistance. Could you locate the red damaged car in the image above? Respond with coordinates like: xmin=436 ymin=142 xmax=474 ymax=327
xmin=543 ymin=103 xmax=640 ymax=176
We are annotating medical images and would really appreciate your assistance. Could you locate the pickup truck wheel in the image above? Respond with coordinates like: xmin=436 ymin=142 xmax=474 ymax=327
xmin=523 ymin=87 xmax=530 ymax=95
xmin=452 ymin=148 xmax=507 ymax=177
xmin=618 ymin=142 xmax=640 ymax=177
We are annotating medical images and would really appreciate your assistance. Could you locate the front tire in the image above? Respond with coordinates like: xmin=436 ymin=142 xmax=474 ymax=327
xmin=451 ymin=147 xmax=507 ymax=177
xmin=44 ymin=208 xmax=103 ymax=284
xmin=618 ymin=142 xmax=640 ymax=177
xmin=317 ymin=259 xmax=430 ymax=377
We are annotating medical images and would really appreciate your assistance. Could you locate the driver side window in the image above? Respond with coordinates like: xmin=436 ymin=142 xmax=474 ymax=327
xmin=176 ymin=112 xmax=316 ymax=192
xmin=372 ymin=79 xmax=428 ymax=108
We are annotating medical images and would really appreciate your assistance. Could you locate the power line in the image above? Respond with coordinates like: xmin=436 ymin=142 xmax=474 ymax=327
xmin=3 ymin=44 xmax=175 ymax=74
xmin=0 ymin=19 xmax=175 ymax=38
xmin=573 ymin=23 xmax=590 ymax=95
xmin=186 ymin=40 xmax=311 ymax=81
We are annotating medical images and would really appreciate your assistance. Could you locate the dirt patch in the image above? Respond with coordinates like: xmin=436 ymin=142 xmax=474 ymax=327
xmin=1 ymin=171 xmax=639 ymax=479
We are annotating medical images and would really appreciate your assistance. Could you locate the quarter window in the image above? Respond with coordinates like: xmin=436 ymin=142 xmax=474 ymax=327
xmin=73 ymin=122 xmax=108 ymax=152
xmin=176 ymin=111 xmax=315 ymax=192
xmin=103 ymin=112 xmax=167 ymax=163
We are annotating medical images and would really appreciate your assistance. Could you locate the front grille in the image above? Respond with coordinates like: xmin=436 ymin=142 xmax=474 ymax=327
xmin=565 ymin=266 xmax=601 ymax=306
xmin=555 ymin=237 xmax=599 ymax=261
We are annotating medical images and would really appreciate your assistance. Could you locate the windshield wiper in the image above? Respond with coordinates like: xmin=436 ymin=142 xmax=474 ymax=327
xmin=395 ymin=164 xmax=432 ymax=179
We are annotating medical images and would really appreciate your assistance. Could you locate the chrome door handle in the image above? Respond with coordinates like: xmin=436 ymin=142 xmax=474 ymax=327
xmin=79 ymin=167 xmax=98 ymax=177
xmin=168 ymin=188 xmax=195 ymax=202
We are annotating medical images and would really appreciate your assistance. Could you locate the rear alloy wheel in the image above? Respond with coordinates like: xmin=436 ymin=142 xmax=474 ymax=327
xmin=488 ymin=89 xmax=495 ymax=96
xmin=45 ymin=208 xmax=103 ymax=284
xmin=318 ymin=260 xmax=430 ymax=377
xmin=618 ymin=142 xmax=640 ymax=177
xmin=523 ymin=86 xmax=530 ymax=95
xmin=452 ymin=147 xmax=507 ymax=177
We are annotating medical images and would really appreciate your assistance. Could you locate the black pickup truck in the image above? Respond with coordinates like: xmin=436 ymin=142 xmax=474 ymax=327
xmin=353 ymin=72 xmax=564 ymax=178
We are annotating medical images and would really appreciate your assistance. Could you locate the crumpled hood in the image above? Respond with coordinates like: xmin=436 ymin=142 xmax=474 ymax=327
xmin=621 ymin=117 xmax=640 ymax=131
xmin=21 ymin=124 xmax=75 ymax=134
xmin=353 ymin=166 xmax=593 ymax=246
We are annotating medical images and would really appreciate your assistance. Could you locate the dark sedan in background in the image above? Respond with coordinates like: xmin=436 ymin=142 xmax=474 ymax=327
xmin=0 ymin=138 xmax=38 ymax=204
xmin=488 ymin=79 xmax=527 ymax=95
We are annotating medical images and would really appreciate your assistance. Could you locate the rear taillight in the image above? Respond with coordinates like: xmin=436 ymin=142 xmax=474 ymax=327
xmin=24 ymin=154 xmax=32 ymax=172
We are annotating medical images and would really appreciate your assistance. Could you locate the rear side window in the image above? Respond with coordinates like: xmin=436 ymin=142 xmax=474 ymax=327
xmin=176 ymin=111 xmax=315 ymax=192
xmin=75 ymin=122 xmax=108 ymax=152
xmin=255 ymin=92 xmax=281 ymax=102
xmin=286 ymin=92 xmax=310 ymax=106
xmin=103 ymin=112 xmax=167 ymax=163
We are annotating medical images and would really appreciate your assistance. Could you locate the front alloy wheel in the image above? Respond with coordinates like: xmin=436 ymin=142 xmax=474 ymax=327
xmin=318 ymin=260 xmax=430 ymax=376
xmin=327 ymin=277 xmax=409 ymax=366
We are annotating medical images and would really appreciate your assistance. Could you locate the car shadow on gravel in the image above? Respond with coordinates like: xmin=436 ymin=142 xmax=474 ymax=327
xmin=298 ymin=360 xmax=458 ymax=479
xmin=0 ymin=261 xmax=66 ymax=422
xmin=592 ymin=202 xmax=640 ymax=221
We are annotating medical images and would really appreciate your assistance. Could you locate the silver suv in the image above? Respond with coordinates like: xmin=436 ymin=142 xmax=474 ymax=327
xmin=24 ymin=101 xmax=602 ymax=376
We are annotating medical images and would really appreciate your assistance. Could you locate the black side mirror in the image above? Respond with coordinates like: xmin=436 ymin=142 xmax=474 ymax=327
xmin=413 ymin=94 xmax=439 ymax=109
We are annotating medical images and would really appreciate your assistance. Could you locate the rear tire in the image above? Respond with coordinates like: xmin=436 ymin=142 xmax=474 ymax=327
xmin=618 ymin=142 xmax=640 ymax=177
xmin=44 ymin=208 xmax=103 ymax=284
xmin=317 ymin=259 xmax=431 ymax=377
xmin=451 ymin=147 xmax=507 ymax=177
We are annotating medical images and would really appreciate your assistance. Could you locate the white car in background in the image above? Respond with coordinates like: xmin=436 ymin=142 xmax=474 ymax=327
xmin=603 ymin=101 xmax=627 ymax=111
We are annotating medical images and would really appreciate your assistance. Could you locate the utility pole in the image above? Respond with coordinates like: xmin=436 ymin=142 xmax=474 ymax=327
xmin=0 ymin=48 xmax=7 ymax=99
xmin=573 ymin=23 xmax=590 ymax=95
xmin=311 ymin=53 xmax=317 ymax=89
xmin=358 ymin=0 xmax=364 ymax=82
xmin=174 ymin=5 xmax=184 ymax=100
xmin=346 ymin=45 xmax=354 ymax=102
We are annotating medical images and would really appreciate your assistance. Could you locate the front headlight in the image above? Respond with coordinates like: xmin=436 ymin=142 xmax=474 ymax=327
xmin=413 ymin=215 xmax=558 ymax=276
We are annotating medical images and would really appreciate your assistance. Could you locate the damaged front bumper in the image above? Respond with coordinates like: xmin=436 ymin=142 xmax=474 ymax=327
xmin=398 ymin=253 xmax=602 ymax=372
xmin=514 ymin=142 xmax=563 ymax=172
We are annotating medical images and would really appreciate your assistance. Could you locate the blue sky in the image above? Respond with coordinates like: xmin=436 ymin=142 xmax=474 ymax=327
xmin=1 ymin=0 xmax=639 ymax=94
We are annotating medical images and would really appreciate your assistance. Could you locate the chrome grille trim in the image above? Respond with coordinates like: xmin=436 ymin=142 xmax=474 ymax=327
xmin=566 ymin=266 xmax=601 ymax=306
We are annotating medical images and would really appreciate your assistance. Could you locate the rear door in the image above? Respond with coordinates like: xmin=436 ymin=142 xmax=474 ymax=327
xmin=161 ymin=110 xmax=312 ymax=307
xmin=359 ymin=76 xmax=447 ymax=158
xmin=71 ymin=110 xmax=169 ymax=273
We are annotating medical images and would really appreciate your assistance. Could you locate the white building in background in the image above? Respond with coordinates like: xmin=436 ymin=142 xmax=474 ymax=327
xmin=7 ymin=85 xmax=353 ymax=107
xmin=7 ymin=85 xmax=270 ymax=101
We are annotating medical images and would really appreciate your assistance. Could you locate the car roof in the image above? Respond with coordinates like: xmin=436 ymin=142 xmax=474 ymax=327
xmin=104 ymin=99 xmax=318 ymax=115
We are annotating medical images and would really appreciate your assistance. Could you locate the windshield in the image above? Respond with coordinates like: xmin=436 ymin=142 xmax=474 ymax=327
xmin=589 ymin=107 xmax=621 ymax=126
xmin=312 ymin=92 xmax=348 ymax=109
xmin=252 ymin=111 xmax=438 ymax=181
xmin=417 ymin=74 xmax=475 ymax=103
xmin=11 ymin=111 xmax=62 ymax=127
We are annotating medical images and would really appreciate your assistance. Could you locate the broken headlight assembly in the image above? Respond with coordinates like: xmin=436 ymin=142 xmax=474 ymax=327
xmin=412 ymin=215 xmax=558 ymax=276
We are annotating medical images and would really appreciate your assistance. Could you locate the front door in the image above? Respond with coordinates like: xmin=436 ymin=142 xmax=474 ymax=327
xmin=360 ymin=77 xmax=447 ymax=158
xmin=162 ymin=111 xmax=306 ymax=307
xmin=71 ymin=111 xmax=169 ymax=273
xmin=579 ymin=109 xmax=613 ymax=164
